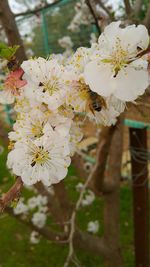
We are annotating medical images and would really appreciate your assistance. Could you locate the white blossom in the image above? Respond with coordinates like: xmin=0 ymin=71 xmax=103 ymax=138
xmin=7 ymin=131 xmax=71 ymax=186
xmin=1 ymin=21 xmax=149 ymax=189
xmin=68 ymin=0 xmax=93 ymax=32
xmin=27 ymin=195 xmax=48 ymax=210
xmin=58 ymin=36 xmax=73 ymax=49
xmin=30 ymin=231 xmax=40 ymax=244
xmin=13 ymin=198 xmax=28 ymax=215
xmin=21 ymin=57 xmax=69 ymax=110
xmin=76 ymin=182 xmax=84 ymax=192
xmin=87 ymin=220 xmax=99 ymax=234
xmin=8 ymin=109 xmax=49 ymax=141
xmin=81 ymin=190 xmax=95 ymax=206
xmin=84 ymin=22 xmax=149 ymax=101
xmin=31 ymin=212 xmax=47 ymax=228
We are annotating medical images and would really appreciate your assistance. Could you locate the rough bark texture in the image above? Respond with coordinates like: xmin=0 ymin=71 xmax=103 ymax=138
xmin=89 ymin=125 xmax=116 ymax=194
xmin=0 ymin=0 xmax=27 ymax=63
xmin=103 ymin=116 xmax=124 ymax=267
xmin=0 ymin=177 xmax=23 ymax=212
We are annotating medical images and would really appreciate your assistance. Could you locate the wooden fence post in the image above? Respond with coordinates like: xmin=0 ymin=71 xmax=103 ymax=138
xmin=129 ymin=127 xmax=149 ymax=267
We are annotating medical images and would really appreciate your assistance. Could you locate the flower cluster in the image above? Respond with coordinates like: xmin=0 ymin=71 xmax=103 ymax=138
xmin=68 ymin=0 xmax=93 ymax=32
xmin=14 ymin=195 xmax=48 ymax=228
xmin=0 ymin=22 xmax=149 ymax=187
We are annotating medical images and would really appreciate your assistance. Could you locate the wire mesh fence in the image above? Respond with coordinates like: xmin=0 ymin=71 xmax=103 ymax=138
xmin=16 ymin=0 xmax=98 ymax=57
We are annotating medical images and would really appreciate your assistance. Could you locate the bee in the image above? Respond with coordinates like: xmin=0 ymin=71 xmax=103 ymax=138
xmin=7 ymin=57 xmax=19 ymax=71
xmin=86 ymin=89 xmax=107 ymax=115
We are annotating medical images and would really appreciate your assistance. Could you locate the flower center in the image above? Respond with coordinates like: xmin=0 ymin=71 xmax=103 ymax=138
xmin=42 ymin=78 xmax=59 ymax=96
xmin=102 ymin=38 xmax=129 ymax=76
xmin=31 ymin=122 xmax=43 ymax=138
xmin=31 ymin=146 xmax=50 ymax=166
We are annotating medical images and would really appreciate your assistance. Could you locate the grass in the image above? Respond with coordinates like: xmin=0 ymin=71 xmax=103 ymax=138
xmin=0 ymin=143 xmax=136 ymax=267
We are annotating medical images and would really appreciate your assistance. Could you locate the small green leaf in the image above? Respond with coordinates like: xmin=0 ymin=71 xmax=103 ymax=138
xmin=0 ymin=43 xmax=8 ymax=50
xmin=0 ymin=44 xmax=19 ymax=60
xmin=10 ymin=198 xmax=19 ymax=208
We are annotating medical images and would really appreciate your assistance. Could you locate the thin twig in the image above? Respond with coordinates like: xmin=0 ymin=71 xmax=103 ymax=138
xmin=6 ymin=207 xmax=67 ymax=243
xmin=85 ymin=0 xmax=101 ymax=34
xmin=63 ymin=171 xmax=93 ymax=267
xmin=0 ymin=177 xmax=23 ymax=213
xmin=14 ymin=0 xmax=65 ymax=17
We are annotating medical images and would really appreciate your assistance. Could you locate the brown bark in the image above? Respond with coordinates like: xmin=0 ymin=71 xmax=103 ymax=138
xmin=74 ymin=230 xmax=110 ymax=258
xmin=0 ymin=0 xmax=27 ymax=63
xmin=0 ymin=177 xmax=23 ymax=212
xmin=133 ymin=0 xmax=143 ymax=17
xmin=103 ymin=116 xmax=124 ymax=267
xmin=89 ymin=125 xmax=116 ymax=194
xmin=124 ymin=0 xmax=132 ymax=16
xmin=53 ymin=181 xmax=73 ymax=222
xmin=35 ymin=182 xmax=73 ymax=231
xmin=72 ymin=153 xmax=88 ymax=180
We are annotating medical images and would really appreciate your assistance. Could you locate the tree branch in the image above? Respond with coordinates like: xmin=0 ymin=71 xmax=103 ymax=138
xmin=35 ymin=182 xmax=72 ymax=228
xmin=85 ymin=0 xmax=101 ymax=34
xmin=0 ymin=0 xmax=27 ymax=63
xmin=89 ymin=125 xmax=116 ymax=194
xmin=6 ymin=207 xmax=67 ymax=243
xmin=103 ymin=115 xmax=124 ymax=267
xmin=6 ymin=207 xmax=111 ymax=258
xmin=0 ymin=177 xmax=23 ymax=212
xmin=124 ymin=0 xmax=132 ymax=17
xmin=74 ymin=230 xmax=110 ymax=257
xmin=53 ymin=181 xmax=73 ymax=222
xmin=14 ymin=0 xmax=64 ymax=17
xmin=133 ymin=0 xmax=143 ymax=17
xmin=143 ymin=3 xmax=150 ymax=33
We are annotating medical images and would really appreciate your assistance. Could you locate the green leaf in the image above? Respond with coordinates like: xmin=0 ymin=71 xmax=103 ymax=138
xmin=10 ymin=198 xmax=20 ymax=208
xmin=0 ymin=43 xmax=8 ymax=50
xmin=0 ymin=44 xmax=19 ymax=60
